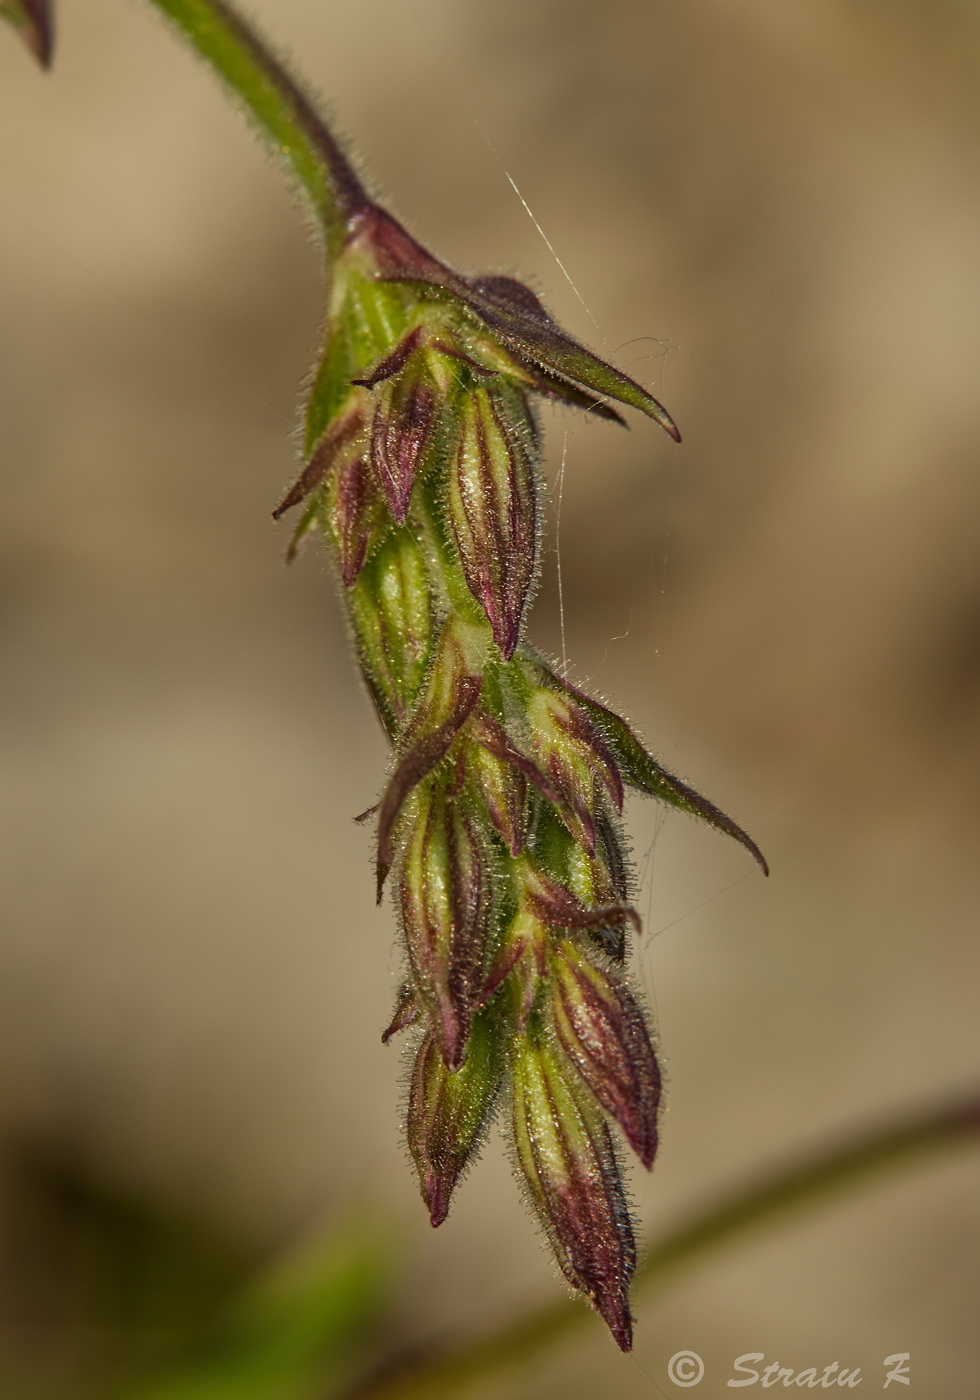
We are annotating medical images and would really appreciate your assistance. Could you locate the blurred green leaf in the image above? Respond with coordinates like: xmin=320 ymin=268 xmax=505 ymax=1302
xmin=123 ymin=1222 xmax=393 ymax=1400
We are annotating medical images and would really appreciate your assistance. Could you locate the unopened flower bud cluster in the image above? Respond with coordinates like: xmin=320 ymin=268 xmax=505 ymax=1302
xmin=276 ymin=198 xmax=766 ymax=1350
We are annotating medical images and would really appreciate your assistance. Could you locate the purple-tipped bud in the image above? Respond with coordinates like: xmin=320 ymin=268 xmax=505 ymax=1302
xmin=1 ymin=0 xmax=52 ymax=66
xmin=328 ymin=452 xmax=385 ymax=586
xmin=407 ymin=1016 xmax=502 ymax=1226
xmin=370 ymin=375 xmax=436 ymax=524
xmin=550 ymin=940 xmax=661 ymax=1169
xmin=449 ymin=384 xmax=537 ymax=659
xmin=511 ymin=1032 xmax=636 ymax=1350
xmin=526 ymin=690 xmax=623 ymax=854
xmin=399 ymin=781 xmax=490 ymax=1068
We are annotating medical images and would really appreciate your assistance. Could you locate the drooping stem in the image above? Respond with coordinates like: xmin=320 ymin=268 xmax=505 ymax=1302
xmin=346 ymin=1094 xmax=980 ymax=1400
xmin=147 ymin=0 xmax=368 ymax=251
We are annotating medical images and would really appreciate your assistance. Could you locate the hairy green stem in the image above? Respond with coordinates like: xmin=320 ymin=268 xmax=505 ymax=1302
xmin=148 ymin=0 xmax=367 ymax=251
xmin=347 ymin=1095 xmax=980 ymax=1400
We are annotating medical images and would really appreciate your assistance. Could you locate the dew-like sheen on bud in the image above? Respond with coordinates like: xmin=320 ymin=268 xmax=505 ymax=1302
xmin=511 ymin=1031 xmax=636 ymax=1351
xmin=449 ymin=383 xmax=537 ymax=659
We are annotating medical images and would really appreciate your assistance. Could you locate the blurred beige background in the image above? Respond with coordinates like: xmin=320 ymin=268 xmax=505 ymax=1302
xmin=1 ymin=0 xmax=979 ymax=1394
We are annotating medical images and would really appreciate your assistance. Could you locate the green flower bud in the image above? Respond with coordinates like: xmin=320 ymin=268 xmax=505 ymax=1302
xmin=348 ymin=527 xmax=434 ymax=735
xmin=481 ymin=908 xmax=547 ymax=1025
xmin=468 ymin=711 xmax=533 ymax=857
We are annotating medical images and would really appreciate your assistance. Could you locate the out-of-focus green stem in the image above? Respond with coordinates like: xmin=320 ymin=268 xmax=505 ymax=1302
xmin=147 ymin=0 xmax=367 ymax=253
xmin=349 ymin=1095 xmax=980 ymax=1400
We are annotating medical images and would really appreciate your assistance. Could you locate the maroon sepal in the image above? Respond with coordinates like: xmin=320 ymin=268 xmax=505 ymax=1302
xmin=351 ymin=327 xmax=423 ymax=388
xmin=381 ymin=982 xmax=420 ymax=1043
xmin=272 ymin=409 xmax=364 ymax=519
xmin=523 ymin=864 xmax=640 ymax=944
xmin=473 ymin=712 xmax=562 ymax=808
xmin=324 ymin=452 xmax=383 ymax=585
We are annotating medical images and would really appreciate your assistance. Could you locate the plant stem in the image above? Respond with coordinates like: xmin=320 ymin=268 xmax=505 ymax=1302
xmin=147 ymin=0 xmax=368 ymax=252
xmin=347 ymin=1094 xmax=980 ymax=1400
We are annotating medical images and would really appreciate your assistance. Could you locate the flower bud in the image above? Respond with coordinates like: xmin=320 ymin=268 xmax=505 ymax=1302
xmin=327 ymin=451 xmax=387 ymax=586
xmin=448 ymin=383 xmax=537 ymax=659
xmin=480 ymin=909 xmax=547 ymax=1024
xmin=550 ymin=939 xmax=661 ymax=1169
xmin=407 ymin=1013 xmax=502 ymax=1226
xmin=561 ymin=811 xmax=632 ymax=961
xmin=525 ymin=689 xmax=624 ymax=855
xmin=511 ymin=1030 xmax=636 ymax=1351
xmin=399 ymin=780 xmax=490 ymax=1068
xmin=349 ymin=527 xmax=434 ymax=734
xmin=374 ymin=622 xmax=485 ymax=895
xmin=468 ymin=711 xmax=533 ymax=856
xmin=356 ymin=204 xmax=682 ymax=437
xmin=369 ymin=373 xmax=437 ymax=525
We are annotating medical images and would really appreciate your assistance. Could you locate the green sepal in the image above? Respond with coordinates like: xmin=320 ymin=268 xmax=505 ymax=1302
xmin=348 ymin=526 xmax=434 ymax=736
